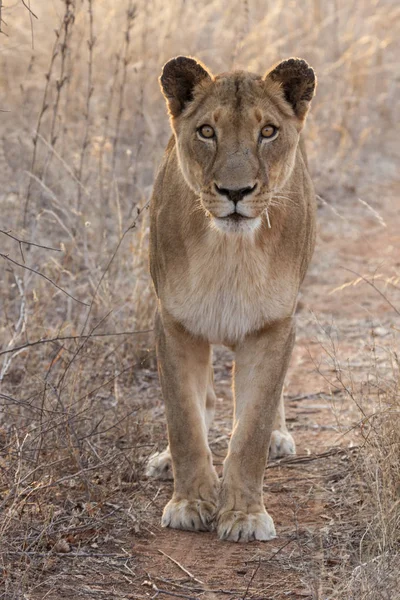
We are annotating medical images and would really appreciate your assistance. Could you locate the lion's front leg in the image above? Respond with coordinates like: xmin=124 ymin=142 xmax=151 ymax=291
xmin=217 ymin=318 xmax=295 ymax=542
xmin=156 ymin=310 xmax=219 ymax=532
xmin=146 ymin=365 xmax=217 ymax=481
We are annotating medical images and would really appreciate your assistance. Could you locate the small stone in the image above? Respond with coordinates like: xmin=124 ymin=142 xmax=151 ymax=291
xmin=372 ymin=326 xmax=389 ymax=337
xmin=53 ymin=539 xmax=71 ymax=553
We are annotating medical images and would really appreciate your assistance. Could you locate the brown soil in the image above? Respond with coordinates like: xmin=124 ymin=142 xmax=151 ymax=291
xmin=5 ymin=185 xmax=399 ymax=600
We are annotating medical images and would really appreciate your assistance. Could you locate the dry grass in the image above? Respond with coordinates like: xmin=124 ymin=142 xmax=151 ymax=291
xmin=312 ymin=323 xmax=400 ymax=599
xmin=0 ymin=0 xmax=399 ymax=598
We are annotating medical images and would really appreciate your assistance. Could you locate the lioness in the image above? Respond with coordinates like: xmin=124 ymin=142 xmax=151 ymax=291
xmin=147 ymin=56 xmax=316 ymax=542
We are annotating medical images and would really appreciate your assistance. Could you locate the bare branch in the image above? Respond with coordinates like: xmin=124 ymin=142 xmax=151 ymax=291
xmin=0 ymin=273 xmax=26 ymax=382
xmin=21 ymin=0 xmax=38 ymax=20
xmin=77 ymin=0 xmax=95 ymax=210
xmin=80 ymin=199 xmax=150 ymax=334
xmin=21 ymin=0 xmax=36 ymax=48
xmin=0 ymin=228 xmax=61 ymax=252
xmin=0 ymin=252 xmax=88 ymax=306
xmin=0 ymin=329 xmax=153 ymax=356
xmin=341 ymin=267 xmax=400 ymax=317
xmin=158 ymin=549 xmax=205 ymax=586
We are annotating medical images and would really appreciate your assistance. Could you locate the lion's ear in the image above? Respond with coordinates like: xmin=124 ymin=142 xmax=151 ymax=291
xmin=160 ymin=56 xmax=212 ymax=118
xmin=265 ymin=58 xmax=316 ymax=120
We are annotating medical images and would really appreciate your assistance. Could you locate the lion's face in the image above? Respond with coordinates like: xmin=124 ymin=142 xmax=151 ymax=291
xmin=161 ymin=58 xmax=316 ymax=233
xmin=173 ymin=74 xmax=301 ymax=234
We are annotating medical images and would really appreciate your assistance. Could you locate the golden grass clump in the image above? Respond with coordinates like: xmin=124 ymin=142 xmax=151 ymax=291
xmin=313 ymin=323 xmax=400 ymax=599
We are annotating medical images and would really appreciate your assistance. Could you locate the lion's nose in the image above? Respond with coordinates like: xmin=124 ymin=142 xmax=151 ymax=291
xmin=215 ymin=184 xmax=257 ymax=205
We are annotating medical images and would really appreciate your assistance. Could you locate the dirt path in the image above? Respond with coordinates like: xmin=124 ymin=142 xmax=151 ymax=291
xmin=21 ymin=184 xmax=399 ymax=600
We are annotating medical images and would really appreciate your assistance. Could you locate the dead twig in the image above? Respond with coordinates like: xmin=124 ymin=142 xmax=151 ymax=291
xmin=157 ymin=549 xmax=205 ymax=586
xmin=0 ymin=452 xmax=123 ymax=511
xmin=4 ymin=551 xmax=135 ymax=558
xmin=341 ymin=267 xmax=400 ymax=317
xmin=151 ymin=586 xmax=198 ymax=600
xmin=111 ymin=2 xmax=136 ymax=173
xmin=246 ymin=537 xmax=296 ymax=563
xmin=0 ymin=328 xmax=152 ymax=356
xmin=0 ymin=228 xmax=60 ymax=257
xmin=151 ymin=577 xmax=242 ymax=596
xmin=77 ymin=0 xmax=95 ymax=210
xmin=242 ymin=557 xmax=261 ymax=600
xmin=56 ymin=309 xmax=113 ymax=389
xmin=288 ymin=389 xmax=341 ymax=402
xmin=0 ymin=252 xmax=88 ymax=306
xmin=80 ymin=200 xmax=150 ymax=335
xmin=21 ymin=0 xmax=38 ymax=20
xmin=22 ymin=0 xmax=36 ymax=48
xmin=266 ymin=447 xmax=357 ymax=470
xmin=0 ymin=272 xmax=26 ymax=383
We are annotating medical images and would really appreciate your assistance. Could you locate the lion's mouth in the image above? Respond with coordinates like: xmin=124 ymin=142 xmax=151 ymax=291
xmin=224 ymin=212 xmax=252 ymax=222
xmin=212 ymin=211 xmax=262 ymax=233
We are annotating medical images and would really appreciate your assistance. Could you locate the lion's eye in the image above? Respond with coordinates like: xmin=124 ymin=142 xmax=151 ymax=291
xmin=198 ymin=124 xmax=215 ymax=139
xmin=260 ymin=125 xmax=278 ymax=139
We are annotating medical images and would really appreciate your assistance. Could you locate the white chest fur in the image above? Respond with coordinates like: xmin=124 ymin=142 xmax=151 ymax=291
xmin=164 ymin=229 xmax=295 ymax=345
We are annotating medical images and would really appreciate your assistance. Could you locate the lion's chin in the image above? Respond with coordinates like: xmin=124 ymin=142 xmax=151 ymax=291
xmin=211 ymin=214 xmax=261 ymax=234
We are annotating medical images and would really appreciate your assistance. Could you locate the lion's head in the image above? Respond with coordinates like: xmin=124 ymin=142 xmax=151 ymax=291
xmin=160 ymin=56 xmax=316 ymax=233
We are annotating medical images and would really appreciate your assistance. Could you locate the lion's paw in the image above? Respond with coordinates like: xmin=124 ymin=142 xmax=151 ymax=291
xmin=217 ymin=509 xmax=276 ymax=542
xmin=146 ymin=449 xmax=173 ymax=480
xmin=269 ymin=429 xmax=296 ymax=460
xmin=162 ymin=498 xmax=216 ymax=532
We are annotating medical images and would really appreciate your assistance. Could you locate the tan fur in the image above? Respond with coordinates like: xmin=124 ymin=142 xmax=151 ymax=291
xmin=147 ymin=57 xmax=317 ymax=541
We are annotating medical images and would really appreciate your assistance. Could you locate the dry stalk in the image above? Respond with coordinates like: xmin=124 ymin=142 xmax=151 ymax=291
xmin=76 ymin=0 xmax=95 ymax=211
xmin=311 ymin=289 xmax=400 ymax=598
xmin=0 ymin=328 xmax=152 ymax=357
xmin=98 ymin=52 xmax=120 ymax=203
xmin=111 ymin=1 xmax=136 ymax=174
xmin=23 ymin=0 xmax=76 ymax=226
xmin=0 ymin=273 xmax=26 ymax=384
xmin=80 ymin=199 xmax=149 ymax=336
xmin=0 ymin=252 xmax=88 ymax=306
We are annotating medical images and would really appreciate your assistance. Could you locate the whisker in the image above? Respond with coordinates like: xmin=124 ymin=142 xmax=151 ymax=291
xmin=268 ymin=194 xmax=297 ymax=209
xmin=269 ymin=188 xmax=297 ymax=198
xmin=269 ymin=194 xmax=296 ymax=203
xmin=188 ymin=200 xmax=207 ymax=217
xmin=265 ymin=208 xmax=271 ymax=228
